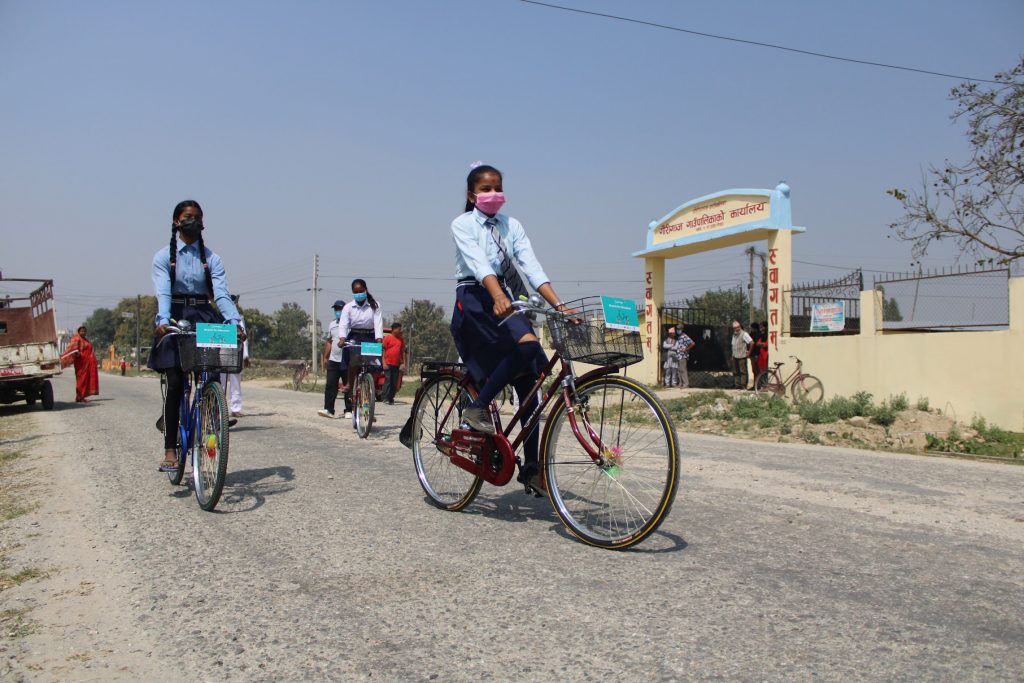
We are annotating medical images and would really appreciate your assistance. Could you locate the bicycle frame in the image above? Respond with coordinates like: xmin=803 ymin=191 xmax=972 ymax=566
xmin=771 ymin=360 xmax=803 ymax=389
xmin=436 ymin=351 xmax=618 ymax=467
xmin=176 ymin=368 xmax=210 ymax=468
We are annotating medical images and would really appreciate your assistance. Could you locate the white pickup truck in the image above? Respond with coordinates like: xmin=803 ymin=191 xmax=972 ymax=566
xmin=0 ymin=277 xmax=61 ymax=409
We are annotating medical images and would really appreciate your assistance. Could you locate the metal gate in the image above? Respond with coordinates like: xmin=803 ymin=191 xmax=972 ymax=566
xmin=659 ymin=306 xmax=746 ymax=388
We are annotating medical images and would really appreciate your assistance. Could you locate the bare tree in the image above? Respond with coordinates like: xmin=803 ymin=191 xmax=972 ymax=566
xmin=888 ymin=58 xmax=1023 ymax=266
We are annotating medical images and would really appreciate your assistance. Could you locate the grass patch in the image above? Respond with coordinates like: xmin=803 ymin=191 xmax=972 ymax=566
xmin=889 ymin=393 xmax=910 ymax=411
xmin=872 ymin=401 xmax=898 ymax=426
xmin=800 ymin=429 xmax=821 ymax=444
xmin=0 ymin=566 xmax=46 ymax=591
xmin=916 ymin=396 xmax=930 ymax=412
xmin=0 ymin=608 xmax=34 ymax=638
xmin=730 ymin=394 xmax=789 ymax=420
xmin=926 ymin=417 xmax=1024 ymax=458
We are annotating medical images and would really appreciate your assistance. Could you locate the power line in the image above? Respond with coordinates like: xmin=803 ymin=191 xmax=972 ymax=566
xmin=519 ymin=0 xmax=1001 ymax=85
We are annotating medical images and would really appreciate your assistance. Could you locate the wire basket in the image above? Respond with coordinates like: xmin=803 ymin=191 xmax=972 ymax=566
xmin=178 ymin=335 xmax=244 ymax=374
xmin=545 ymin=296 xmax=643 ymax=369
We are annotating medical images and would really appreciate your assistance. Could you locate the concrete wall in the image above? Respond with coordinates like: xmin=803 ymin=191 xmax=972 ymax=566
xmin=778 ymin=278 xmax=1023 ymax=430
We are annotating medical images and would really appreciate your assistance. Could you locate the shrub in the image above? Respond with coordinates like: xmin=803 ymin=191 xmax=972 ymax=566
xmin=916 ymin=396 xmax=930 ymax=412
xmin=890 ymin=393 xmax=910 ymax=411
xmin=800 ymin=429 xmax=821 ymax=444
xmin=731 ymin=395 xmax=789 ymax=420
xmin=851 ymin=391 xmax=874 ymax=416
xmin=872 ymin=401 xmax=897 ymax=426
xmin=780 ymin=422 xmax=792 ymax=435
xmin=799 ymin=401 xmax=838 ymax=424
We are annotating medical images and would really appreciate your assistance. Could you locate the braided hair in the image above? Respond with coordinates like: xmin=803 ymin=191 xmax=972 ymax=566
xmin=351 ymin=278 xmax=379 ymax=311
xmin=169 ymin=199 xmax=215 ymax=296
xmin=464 ymin=164 xmax=502 ymax=213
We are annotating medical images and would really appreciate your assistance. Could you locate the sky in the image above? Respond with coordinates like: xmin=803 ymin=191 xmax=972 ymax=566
xmin=1 ymin=0 xmax=1021 ymax=333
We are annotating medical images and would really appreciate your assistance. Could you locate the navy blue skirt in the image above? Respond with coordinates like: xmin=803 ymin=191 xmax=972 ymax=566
xmin=450 ymin=283 xmax=546 ymax=385
xmin=147 ymin=302 xmax=225 ymax=371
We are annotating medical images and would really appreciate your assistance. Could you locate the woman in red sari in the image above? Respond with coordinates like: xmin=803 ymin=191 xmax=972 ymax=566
xmin=65 ymin=325 xmax=99 ymax=402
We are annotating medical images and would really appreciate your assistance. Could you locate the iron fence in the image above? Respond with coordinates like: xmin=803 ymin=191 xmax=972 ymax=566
xmin=787 ymin=269 xmax=862 ymax=336
xmin=873 ymin=267 xmax=1009 ymax=330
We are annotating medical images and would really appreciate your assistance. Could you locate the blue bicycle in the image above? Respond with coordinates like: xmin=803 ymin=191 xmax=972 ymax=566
xmin=156 ymin=321 xmax=241 ymax=511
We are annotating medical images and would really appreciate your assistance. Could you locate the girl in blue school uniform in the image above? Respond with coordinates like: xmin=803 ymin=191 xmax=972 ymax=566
xmin=450 ymin=163 xmax=569 ymax=490
xmin=149 ymin=200 xmax=244 ymax=472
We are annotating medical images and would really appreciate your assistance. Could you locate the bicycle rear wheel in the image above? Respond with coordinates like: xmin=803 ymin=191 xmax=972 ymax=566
xmin=540 ymin=375 xmax=680 ymax=549
xmin=355 ymin=371 xmax=375 ymax=438
xmin=161 ymin=374 xmax=186 ymax=485
xmin=754 ymin=370 xmax=783 ymax=396
xmin=194 ymin=381 xmax=229 ymax=511
xmin=791 ymin=374 xmax=824 ymax=404
xmin=411 ymin=374 xmax=482 ymax=511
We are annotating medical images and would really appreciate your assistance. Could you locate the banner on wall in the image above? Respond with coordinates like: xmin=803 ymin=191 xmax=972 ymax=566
xmin=810 ymin=302 xmax=846 ymax=332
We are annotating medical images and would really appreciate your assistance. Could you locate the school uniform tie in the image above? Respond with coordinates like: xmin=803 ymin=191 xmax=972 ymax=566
xmin=486 ymin=218 xmax=528 ymax=300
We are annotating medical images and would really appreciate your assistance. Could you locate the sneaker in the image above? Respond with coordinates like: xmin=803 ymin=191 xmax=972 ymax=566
xmin=344 ymin=411 xmax=353 ymax=419
xmin=317 ymin=409 xmax=335 ymax=419
xmin=228 ymin=418 xmax=238 ymax=428
xmin=461 ymin=406 xmax=494 ymax=434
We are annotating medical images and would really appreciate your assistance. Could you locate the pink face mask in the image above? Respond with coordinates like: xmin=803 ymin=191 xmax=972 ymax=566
xmin=474 ymin=191 xmax=505 ymax=215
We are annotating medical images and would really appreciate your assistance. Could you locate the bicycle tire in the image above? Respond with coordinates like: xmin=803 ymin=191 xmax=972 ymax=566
xmin=791 ymin=374 xmax=825 ymax=404
xmin=411 ymin=374 xmax=482 ymax=511
xmin=540 ymin=375 xmax=680 ymax=549
xmin=754 ymin=370 xmax=783 ymax=396
xmin=193 ymin=381 xmax=229 ymax=511
xmin=161 ymin=374 xmax=186 ymax=486
xmin=355 ymin=371 xmax=375 ymax=438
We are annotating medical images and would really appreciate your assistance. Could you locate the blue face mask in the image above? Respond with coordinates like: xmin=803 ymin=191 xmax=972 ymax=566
xmin=353 ymin=292 xmax=367 ymax=304
xmin=334 ymin=310 xmax=342 ymax=320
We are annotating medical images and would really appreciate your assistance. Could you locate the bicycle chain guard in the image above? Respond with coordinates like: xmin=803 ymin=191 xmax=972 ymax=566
xmin=441 ymin=429 xmax=517 ymax=486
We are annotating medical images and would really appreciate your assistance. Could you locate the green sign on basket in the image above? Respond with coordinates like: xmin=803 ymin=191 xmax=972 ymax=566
xmin=360 ymin=342 xmax=383 ymax=356
xmin=195 ymin=323 xmax=238 ymax=349
xmin=600 ymin=296 xmax=640 ymax=332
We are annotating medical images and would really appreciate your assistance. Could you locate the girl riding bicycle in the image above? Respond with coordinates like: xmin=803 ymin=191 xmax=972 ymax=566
xmin=149 ymin=200 xmax=243 ymax=472
xmin=450 ymin=163 xmax=568 ymax=488
xmin=337 ymin=278 xmax=383 ymax=419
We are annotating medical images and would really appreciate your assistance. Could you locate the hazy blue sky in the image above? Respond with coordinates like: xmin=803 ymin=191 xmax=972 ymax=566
xmin=1 ymin=0 xmax=1021 ymax=331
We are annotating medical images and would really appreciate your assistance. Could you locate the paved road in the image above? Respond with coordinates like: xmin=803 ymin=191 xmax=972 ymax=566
xmin=2 ymin=372 xmax=1022 ymax=681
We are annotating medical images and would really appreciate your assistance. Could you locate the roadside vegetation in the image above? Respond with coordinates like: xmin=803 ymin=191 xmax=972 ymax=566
xmin=663 ymin=390 xmax=1023 ymax=460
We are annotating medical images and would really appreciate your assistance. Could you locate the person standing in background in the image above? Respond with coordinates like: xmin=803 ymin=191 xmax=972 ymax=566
xmin=64 ymin=325 xmax=99 ymax=402
xmin=221 ymin=295 xmax=249 ymax=418
xmin=730 ymin=321 xmax=753 ymax=389
xmin=319 ymin=299 xmax=346 ymax=418
xmin=381 ymin=322 xmax=405 ymax=405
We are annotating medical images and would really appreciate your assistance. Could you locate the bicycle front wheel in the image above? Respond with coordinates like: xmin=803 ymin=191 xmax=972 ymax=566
xmin=194 ymin=381 xmax=229 ymax=511
xmin=541 ymin=375 xmax=680 ymax=549
xmin=411 ymin=374 xmax=482 ymax=511
xmin=754 ymin=370 xmax=783 ymax=396
xmin=791 ymin=374 xmax=824 ymax=404
xmin=355 ymin=371 xmax=375 ymax=438
xmin=161 ymin=374 xmax=186 ymax=485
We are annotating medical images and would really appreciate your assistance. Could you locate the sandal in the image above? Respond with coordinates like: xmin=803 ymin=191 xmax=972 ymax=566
xmin=158 ymin=453 xmax=178 ymax=472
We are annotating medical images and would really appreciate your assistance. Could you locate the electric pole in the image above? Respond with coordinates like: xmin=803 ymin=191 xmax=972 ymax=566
xmin=310 ymin=254 xmax=320 ymax=376
xmin=136 ymin=294 xmax=141 ymax=375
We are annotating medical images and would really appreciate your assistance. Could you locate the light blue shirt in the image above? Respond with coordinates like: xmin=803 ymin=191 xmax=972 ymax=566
xmin=152 ymin=239 xmax=241 ymax=326
xmin=451 ymin=208 xmax=550 ymax=290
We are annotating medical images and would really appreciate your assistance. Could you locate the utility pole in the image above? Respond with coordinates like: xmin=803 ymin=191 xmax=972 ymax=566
xmin=310 ymin=254 xmax=320 ymax=376
xmin=136 ymin=294 xmax=141 ymax=375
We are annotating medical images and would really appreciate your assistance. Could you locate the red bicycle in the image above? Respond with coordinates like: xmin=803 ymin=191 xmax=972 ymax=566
xmin=408 ymin=296 xmax=680 ymax=549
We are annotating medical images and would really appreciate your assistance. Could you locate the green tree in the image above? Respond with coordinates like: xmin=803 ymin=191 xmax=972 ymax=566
xmin=888 ymin=58 xmax=1024 ymax=266
xmin=239 ymin=306 xmax=273 ymax=360
xmin=682 ymin=288 xmax=750 ymax=326
xmin=110 ymin=297 xmax=157 ymax=357
xmin=876 ymin=286 xmax=904 ymax=322
xmin=82 ymin=307 xmax=117 ymax=351
xmin=395 ymin=299 xmax=457 ymax=369
xmin=267 ymin=302 xmax=311 ymax=360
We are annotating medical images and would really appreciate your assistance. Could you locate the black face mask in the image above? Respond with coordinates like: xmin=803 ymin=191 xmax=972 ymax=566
xmin=177 ymin=218 xmax=204 ymax=240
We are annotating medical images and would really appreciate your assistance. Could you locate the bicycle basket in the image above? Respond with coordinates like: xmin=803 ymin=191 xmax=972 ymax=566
xmin=178 ymin=334 xmax=243 ymax=374
xmin=545 ymin=296 xmax=643 ymax=369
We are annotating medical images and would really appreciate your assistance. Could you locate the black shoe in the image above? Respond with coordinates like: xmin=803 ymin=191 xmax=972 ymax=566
xmin=228 ymin=418 xmax=238 ymax=428
xmin=517 ymin=461 xmax=543 ymax=497
xmin=155 ymin=415 xmax=164 ymax=433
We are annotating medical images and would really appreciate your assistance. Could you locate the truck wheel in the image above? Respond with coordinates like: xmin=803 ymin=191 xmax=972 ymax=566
xmin=25 ymin=385 xmax=37 ymax=406
xmin=41 ymin=381 xmax=55 ymax=410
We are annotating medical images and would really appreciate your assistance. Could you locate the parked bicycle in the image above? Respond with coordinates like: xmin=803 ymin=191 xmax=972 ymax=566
xmin=156 ymin=321 xmax=242 ymax=511
xmin=344 ymin=341 xmax=383 ymax=438
xmin=754 ymin=355 xmax=824 ymax=404
xmin=408 ymin=295 xmax=680 ymax=550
